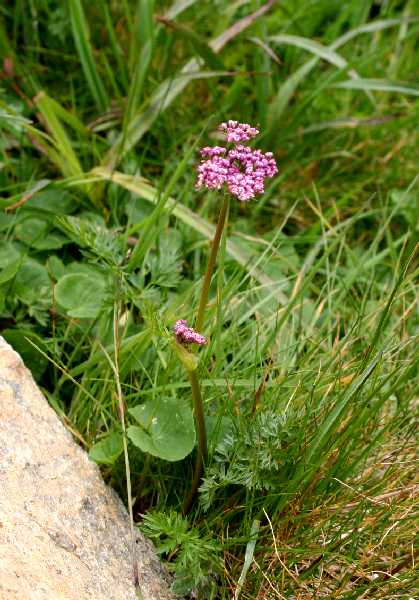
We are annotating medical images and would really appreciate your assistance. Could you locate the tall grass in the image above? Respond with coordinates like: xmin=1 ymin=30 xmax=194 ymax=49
xmin=0 ymin=0 xmax=418 ymax=597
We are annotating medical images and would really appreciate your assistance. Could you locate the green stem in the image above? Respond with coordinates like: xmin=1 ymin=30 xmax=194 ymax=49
xmin=195 ymin=194 xmax=230 ymax=333
xmin=183 ymin=194 xmax=230 ymax=514
xmin=183 ymin=369 xmax=207 ymax=515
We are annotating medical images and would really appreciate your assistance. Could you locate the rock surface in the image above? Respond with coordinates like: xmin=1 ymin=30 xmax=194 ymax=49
xmin=0 ymin=336 xmax=175 ymax=600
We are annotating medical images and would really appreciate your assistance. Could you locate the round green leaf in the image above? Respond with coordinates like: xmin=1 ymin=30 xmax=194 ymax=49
xmin=126 ymin=426 xmax=157 ymax=457
xmin=14 ymin=258 xmax=51 ymax=304
xmin=15 ymin=217 xmax=67 ymax=250
xmin=15 ymin=217 xmax=48 ymax=246
xmin=0 ymin=259 xmax=20 ymax=285
xmin=47 ymin=255 xmax=66 ymax=280
xmin=55 ymin=272 xmax=106 ymax=318
xmin=24 ymin=189 xmax=75 ymax=215
xmin=0 ymin=212 xmax=13 ymax=231
xmin=128 ymin=397 xmax=196 ymax=462
xmin=34 ymin=232 xmax=68 ymax=250
xmin=89 ymin=432 xmax=124 ymax=465
xmin=0 ymin=241 xmax=21 ymax=268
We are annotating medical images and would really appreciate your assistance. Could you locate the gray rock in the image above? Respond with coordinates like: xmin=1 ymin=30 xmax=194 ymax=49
xmin=0 ymin=336 xmax=176 ymax=600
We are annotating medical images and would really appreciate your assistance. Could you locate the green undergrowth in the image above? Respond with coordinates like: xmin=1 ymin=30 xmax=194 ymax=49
xmin=0 ymin=1 xmax=418 ymax=597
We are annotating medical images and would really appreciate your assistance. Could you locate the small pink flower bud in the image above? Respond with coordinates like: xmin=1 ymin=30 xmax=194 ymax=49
xmin=173 ymin=320 xmax=207 ymax=346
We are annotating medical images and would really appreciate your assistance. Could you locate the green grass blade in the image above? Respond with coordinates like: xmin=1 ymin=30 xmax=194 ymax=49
xmin=331 ymin=78 xmax=419 ymax=96
xmin=332 ymin=16 xmax=419 ymax=47
xmin=36 ymin=94 xmax=88 ymax=135
xmin=68 ymin=0 xmax=108 ymax=111
xmin=303 ymin=354 xmax=382 ymax=474
xmin=157 ymin=17 xmax=226 ymax=70
xmin=98 ymin=0 xmax=129 ymax=89
xmin=234 ymin=519 xmax=260 ymax=599
xmin=268 ymin=34 xmax=350 ymax=68
xmin=105 ymin=70 xmax=230 ymax=169
xmin=164 ymin=0 xmax=199 ymax=20
xmin=267 ymin=17 xmax=417 ymax=134
xmin=34 ymin=91 xmax=84 ymax=180
xmin=267 ymin=33 xmax=374 ymax=124
xmin=128 ymin=0 xmax=155 ymax=109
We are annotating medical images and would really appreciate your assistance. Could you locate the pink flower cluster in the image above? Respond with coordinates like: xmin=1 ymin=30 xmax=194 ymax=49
xmin=173 ymin=320 xmax=207 ymax=346
xmin=196 ymin=121 xmax=277 ymax=202
xmin=219 ymin=120 xmax=259 ymax=143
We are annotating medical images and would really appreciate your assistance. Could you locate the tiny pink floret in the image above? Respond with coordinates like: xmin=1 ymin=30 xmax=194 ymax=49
xmin=219 ymin=120 xmax=259 ymax=143
xmin=173 ymin=320 xmax=207 ymax=346
xmin=200 ymin=146 xmax=226 ymax=157
xmin=196 ymin=121 xmax=278 ymax=202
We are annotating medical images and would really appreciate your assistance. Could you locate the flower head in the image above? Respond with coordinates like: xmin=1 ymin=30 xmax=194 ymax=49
xmin=219 ymin=120 xmax=259 ymax=143
xmin=196 ymin=155 xmax=231 ymax=190
xmin=173 ymin=320 xmax=206 ymax=346
xmin=196 ymin=122 xmax=278 ymax=202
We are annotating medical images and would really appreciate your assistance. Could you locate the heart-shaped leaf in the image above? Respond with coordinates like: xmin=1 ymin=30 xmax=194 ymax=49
xmin=15 ymin=217 xmax=68 ymax=250
xmin=0 ymin=241 xmax=21 ymax=268
xmin=55 ymin=272 xmax=107 ymax=318
xmin=0 ymin=258 xmax=21 ymax=285
xmin=14 ymin=258 xmax=51 ymax=304
xmin=128 ymin=397 xmax=195 ymax=461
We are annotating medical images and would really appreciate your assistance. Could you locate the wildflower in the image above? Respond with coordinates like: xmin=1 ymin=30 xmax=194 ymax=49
xmin=196 ymin=121 xmax=278 ymax=202
xmin=219 ymin=120 xmax=259 ymax=143
xmin=196 ymin=155 xmax=231 ymax=191
xmin=173 ymin=320 xmax=206 ymax=346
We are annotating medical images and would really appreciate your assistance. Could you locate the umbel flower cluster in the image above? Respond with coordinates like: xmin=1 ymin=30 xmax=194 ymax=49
xmin=173 ymin=320 xmax=207 ymax=346
xmin=196 ymin=120 xmax=278 ymax=202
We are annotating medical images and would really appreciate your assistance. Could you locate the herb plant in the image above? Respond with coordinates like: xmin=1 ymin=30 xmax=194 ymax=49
xmin=1 ymin=1 xmax=418 ymax=597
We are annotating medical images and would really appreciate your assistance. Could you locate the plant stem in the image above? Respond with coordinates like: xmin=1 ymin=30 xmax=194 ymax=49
xmin=183 ymin=369 xmax=207 ymax=515
xmin=195 ymin=194 xmax=230 ymax=333
xmin=183 ymin=195 xmax=230 ymax=514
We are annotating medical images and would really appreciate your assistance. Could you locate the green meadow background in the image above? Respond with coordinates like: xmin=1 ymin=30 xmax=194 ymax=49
xmin=0 ymin=1 xmax=418 ymax=597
